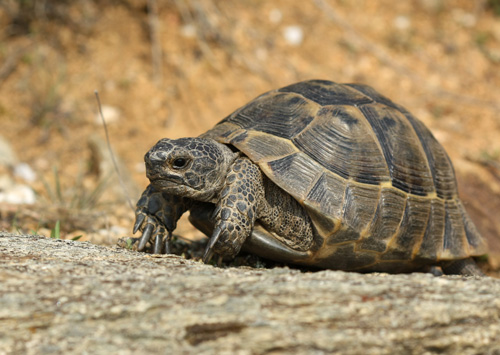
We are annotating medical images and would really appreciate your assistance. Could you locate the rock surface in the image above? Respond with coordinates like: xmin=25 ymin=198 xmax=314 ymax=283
xmin=1 ymin=232 xmax=499 ymax=354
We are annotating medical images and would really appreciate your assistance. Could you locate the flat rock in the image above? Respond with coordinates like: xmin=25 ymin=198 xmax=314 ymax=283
xmin=1 ymin=232 xmax=499 ymax=354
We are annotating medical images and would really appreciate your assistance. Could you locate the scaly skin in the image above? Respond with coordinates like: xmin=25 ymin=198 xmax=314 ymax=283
xmin=133 ymin=137 xmax=315 ymax=263
xmin=204 ymin=157 xmax=262 ymax=261
xmin=134 ymin=185 xmax=192 ymax=253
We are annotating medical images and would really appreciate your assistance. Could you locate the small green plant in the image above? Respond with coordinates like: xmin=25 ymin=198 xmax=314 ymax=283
xmin=480 ymin=149 xmax=500 ymax=162
xmin=30 ymin=223 xmax=40 ymax=235
xmin=38 ymin=164 xmax=107 ymax=237
xmin=476 ymin=254 xmax=489 ymax=263
xmin=10 ymin=212 xmax=23 ymax=235
xmin=475 ymin=32 xmax=500 ymax=64
xmin=40 ymin=165 xmax=108 ymax=211
xmin=50 ymin=220 xmax=61 ymax=239
xmin=49 ymin=221 xmax=82 ymax=240
xmin=475 ymin=32 xmax=490 ymax=47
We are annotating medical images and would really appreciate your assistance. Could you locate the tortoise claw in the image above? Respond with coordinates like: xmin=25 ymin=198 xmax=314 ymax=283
xmin=138 ymin=222 xmax=154 ymax=251
xmin=153 ymin=232 xmax=164 ymax=254
xmin=133 ymin=213 xmax=146 ymax=234
xmin=164 ymin=231 xmax=173 ymax=254
xmin=203 ymin=225 xmax=222 ymax=263
xmin=203 ymin=248 xmax=215 ymax=264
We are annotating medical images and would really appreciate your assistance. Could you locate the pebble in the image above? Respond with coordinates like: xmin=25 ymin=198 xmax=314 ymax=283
xmin=14 ymin=163 xmax=36 ymax=183
xmin=0 ymin=157 xmax=37 ymax=204
xmin=181 ymin=24 xmax=197 ymax=38
xmin=393 ymin=15 xmax=411 ymax=30
xmin=452 ymin=9 xmax=476 ymax=28
xmin=135 ymin=162 xmax=146 ymax=173
xmin=283 ymin=25 xmax=304 ymax=46
xmin=0 ymin=183 xmax=36 ymax=204
xmin=0 ymin=135 xmax=18 ymax=167
xmin=94 ymin=105 xmax=121 ymax=125
xmin=269 ymin=9 xmax=282 ymax=24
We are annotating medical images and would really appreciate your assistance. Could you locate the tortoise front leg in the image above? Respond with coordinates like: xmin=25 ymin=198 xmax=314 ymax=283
xmin=133 ymin=184 xmax=192 ymax=254
xmin=202 ymin=157 xmax=263 ymax=263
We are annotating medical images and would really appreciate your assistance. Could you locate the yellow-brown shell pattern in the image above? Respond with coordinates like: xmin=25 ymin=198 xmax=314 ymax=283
xmin=201 ymin=80 xmax=487 ymax=271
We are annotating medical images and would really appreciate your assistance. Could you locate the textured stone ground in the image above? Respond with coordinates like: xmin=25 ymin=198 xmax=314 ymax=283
xmin=1 ymin=232 xmax=500 ymax=354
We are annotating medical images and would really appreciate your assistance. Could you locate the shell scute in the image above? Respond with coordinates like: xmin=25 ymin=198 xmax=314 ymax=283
xmin=265 ymin=152 xmax=322 ymax=203
xmin=305 ymin=173 xmax=345 ymax=220
xmin=357 ymin=104 xmax=434 ymax=196
xmin=316 ymin=243 xmax=378 ymax=270
xmin=357 ymin=187 xmax=407 ymax=254
xmin=280 ymin=80 xmax=374 ymax=106
xmin=224 ymin=91 xmax=318 ymax=140
xmin=293 ymin=105 xmax=390 ymax=184
xmin=341 ymin=183 xmax=380 ymax=240
xmin=415 ymin=199 xmax=445 ymax=261
xmin=381 ymin=196 xmax=431 ymax=261
xmin=442 ymin=200 xmax=469 ymax=259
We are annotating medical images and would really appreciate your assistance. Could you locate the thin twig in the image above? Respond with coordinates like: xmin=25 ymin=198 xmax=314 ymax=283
xmin=147 ymin=0 xmax=163 ymax=85
xmin=94 ymin=91 xmax=135 ymax=211
xmin=0 ymin=45 xmax=32 ymax=88
xmin=174 ymin=0 xmax=221 ymax=71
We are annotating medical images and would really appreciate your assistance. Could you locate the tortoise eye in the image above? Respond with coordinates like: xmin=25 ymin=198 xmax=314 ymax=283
xmin=172 ymin=157 xmax=189 ymax=169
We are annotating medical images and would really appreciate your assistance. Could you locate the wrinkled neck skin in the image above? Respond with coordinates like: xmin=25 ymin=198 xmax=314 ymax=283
xmin=195 ymin=143 xmax=239 ymax=203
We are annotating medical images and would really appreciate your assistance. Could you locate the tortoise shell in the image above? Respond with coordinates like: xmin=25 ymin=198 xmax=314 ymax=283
xmin=201 ymin=80 xmax=487 ymax=272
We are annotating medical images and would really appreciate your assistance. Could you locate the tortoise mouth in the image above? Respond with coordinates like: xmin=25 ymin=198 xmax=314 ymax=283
xmin=147 ymin=171 xmax=184 ymax=183
xmin=148 ymin=173 xmax=186 ymax=192
xmin=149 ymin=178 xmax=190 ymax=196
xmin=150 ymin=176 xmax=184 ymax=185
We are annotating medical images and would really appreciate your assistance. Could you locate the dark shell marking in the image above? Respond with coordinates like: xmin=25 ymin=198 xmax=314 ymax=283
xmin=202 ymin=80 xmax=486 ymax=271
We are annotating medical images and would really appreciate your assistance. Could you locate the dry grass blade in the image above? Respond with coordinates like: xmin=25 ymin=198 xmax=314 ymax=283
xmin=173 ymin=0 xmax=223 ymax=71
xmin=94 ymin=91 xmax=135 ymax=211
xmin=147 ymin=0 xmax=163 ymax=85
xmin=0 ymin=44 xmax=33 ymax=87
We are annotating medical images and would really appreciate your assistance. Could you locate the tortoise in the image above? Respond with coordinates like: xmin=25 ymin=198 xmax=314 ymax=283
xmin=132 ymin=80 xmax=487 ymax=275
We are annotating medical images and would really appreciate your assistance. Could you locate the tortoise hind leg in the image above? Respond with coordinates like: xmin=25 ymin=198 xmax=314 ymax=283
xmin=189 ymin=205 xmax=312 ymax=264
xmin=440 ymin=258 xmax=485 ymax=276
xmin=242 ymin=225 xmax=313 ymax=264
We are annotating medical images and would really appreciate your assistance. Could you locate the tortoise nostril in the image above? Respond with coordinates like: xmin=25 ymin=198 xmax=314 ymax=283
xmin=147 ymin=151 xmax=167 ymax=163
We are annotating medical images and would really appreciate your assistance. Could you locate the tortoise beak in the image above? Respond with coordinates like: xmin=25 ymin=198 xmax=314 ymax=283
xmin=148 ymin=173 xmax=184 ymax=184
xmin=147 ymin=171 xmax=186 ymax=191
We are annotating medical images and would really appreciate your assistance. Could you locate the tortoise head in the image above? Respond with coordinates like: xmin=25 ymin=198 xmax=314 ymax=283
xmin=145 ymin=137 xmax=238 ymax=201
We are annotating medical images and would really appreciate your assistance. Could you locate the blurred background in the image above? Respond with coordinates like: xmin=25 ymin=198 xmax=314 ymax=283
xmin=0 ymin=0 xmax=499 ymax=272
